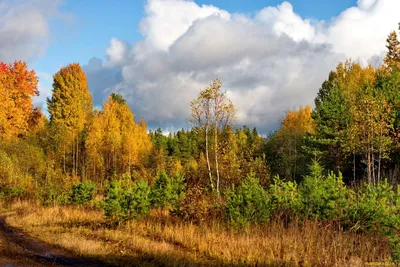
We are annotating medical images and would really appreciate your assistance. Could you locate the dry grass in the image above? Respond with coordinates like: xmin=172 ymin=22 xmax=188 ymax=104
xmin=1 ymin=200 xmax=393 ymax=267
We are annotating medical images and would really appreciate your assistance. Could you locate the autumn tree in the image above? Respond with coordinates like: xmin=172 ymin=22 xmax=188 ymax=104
xmin=86 ymin=111 xmax=104 ymax=181
xmin=312 ymin=61 xmax=375 ymax=174
xmin=47 ymin=63 xmax=93 ymax=177
xmin=348 ymin=82 xmax=392 ymax=184
xmin=86 ymin=94 xmax=152 ymax=180
xmin=384 ymin=23 xmax=400 ymax=69
xmin=266 ymin=106 xmax=315 ymax=180
xmin=0 ymin=61 xmax=39 ymax=138
xmin=190 ymin=79 xmax=235 ymax=193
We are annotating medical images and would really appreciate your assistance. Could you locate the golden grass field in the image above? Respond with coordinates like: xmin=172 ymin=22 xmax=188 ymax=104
xmin=0 ymin=200 xmax=393 ymax=267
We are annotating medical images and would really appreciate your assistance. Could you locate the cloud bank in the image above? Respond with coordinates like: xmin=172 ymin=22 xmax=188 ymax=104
xmin=85 ymin=0 xmax=399 ymax=132
xmin=4 ymin=0 xmax=398 ymax=133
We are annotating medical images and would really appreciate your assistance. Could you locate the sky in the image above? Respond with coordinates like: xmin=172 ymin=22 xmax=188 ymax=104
xmin=0 ymin=0 xmax=398 ymax=133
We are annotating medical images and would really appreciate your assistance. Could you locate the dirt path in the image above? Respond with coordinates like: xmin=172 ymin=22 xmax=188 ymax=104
xmin=0 ymin=216 xmax=110 ymax=267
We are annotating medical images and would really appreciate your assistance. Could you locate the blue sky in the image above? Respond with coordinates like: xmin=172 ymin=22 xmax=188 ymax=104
xmin=1 ymin=0 xmax=398 ymax=132
xmin=34 ymin=0 xmax=357 ymax=77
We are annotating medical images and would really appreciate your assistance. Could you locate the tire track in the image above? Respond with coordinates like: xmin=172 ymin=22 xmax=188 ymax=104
xmin=0 ymin=216 xmax=110 ymax=267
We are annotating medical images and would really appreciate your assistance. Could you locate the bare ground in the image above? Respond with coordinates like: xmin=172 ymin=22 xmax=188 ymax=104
xmin=0 ymin=216 xmax=110 ymax=267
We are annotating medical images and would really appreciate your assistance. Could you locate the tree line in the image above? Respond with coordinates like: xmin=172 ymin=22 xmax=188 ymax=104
xmin=0 ymin=23 xmax=400 ymax=199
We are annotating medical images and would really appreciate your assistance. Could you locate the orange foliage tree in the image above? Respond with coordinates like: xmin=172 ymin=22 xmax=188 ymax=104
xmin=0 ymin=61 xmax=39 ymax=138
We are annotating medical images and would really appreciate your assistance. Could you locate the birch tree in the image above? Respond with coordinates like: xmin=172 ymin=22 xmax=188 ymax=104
xmin=189 ymin=79 xmax=235 ymax=193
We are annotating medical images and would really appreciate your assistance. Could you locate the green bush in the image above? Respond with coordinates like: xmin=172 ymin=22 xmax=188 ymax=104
xmin=0 ymin=187 xmax=26 ymax=199
xmin=269 ymin=175 xmax=302 ymax=221
xmin=36 ymin=183 xmax=70 ymax=206
xmin=299 ymin=161 xmax=352 ymax=221
xmin=343 ymin=180 xmax=400 ymax=262
xmin=225 ymin=173 xmax=270 ymax=226
xmin=104 ymin=177 xmax=151 ymax=221
xmin=69 ymin=181 xmax=96 ymax=205
xmin=347 ymin=180 xmax=400 ymax=232
xmin=150 ymin=171 xmax=186 ymax=210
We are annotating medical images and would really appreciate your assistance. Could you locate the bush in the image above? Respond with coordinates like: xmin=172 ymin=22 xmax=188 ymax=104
xmin=150 ymin=171 xmax=185 ymax=210
xmin=225 ymin=173 xmax=270 ymax=226
xmin=347 ymin=180 xmax=400 ymax=232
xmin=172 ymin=185 xmax=224 ymax=223
xmin=299 ymin=161 xmax=352 ymax=221
xmin=69 ymin=181 xmax=96 ymax=205
xmin=269 ymin=175 xmax=302 ymax=221
xmin=0 ymin=187 xmax=26 ymax=200
xmin=36 ymin=183 xmax=70 ymax=206
xmin=104 ymin=177 xmax=151 ymax=221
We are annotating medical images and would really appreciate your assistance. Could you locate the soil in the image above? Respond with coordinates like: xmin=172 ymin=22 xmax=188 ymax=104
xmin=0 ymin=216 xmax=111 ymax=267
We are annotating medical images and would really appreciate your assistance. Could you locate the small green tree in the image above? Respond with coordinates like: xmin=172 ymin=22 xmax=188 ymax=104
xmin=225 ymin=173 xmax=270 ymax=226
xmin=69 ymin=181 xmax=96 ymax=205
xmin=299 ymin=160 xmax=352 ymax=221
xmin=269 ymin=175 xmax=302 ymax=221
xmin=104 ymin=177 xmax=151 ymax=221
xmin=150 ymin=171 xmax=186 ymax=210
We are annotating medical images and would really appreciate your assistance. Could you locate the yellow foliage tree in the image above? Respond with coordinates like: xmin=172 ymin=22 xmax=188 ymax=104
xmin=86 ymin=94 xmax=152 ymax=180
xmin=47 ymin=63 xmax=93 ymax=177
xmin=276 ymin=105 xmax=315 ymax=180
xmin=0 ymin=61 xmax=39 ymax=139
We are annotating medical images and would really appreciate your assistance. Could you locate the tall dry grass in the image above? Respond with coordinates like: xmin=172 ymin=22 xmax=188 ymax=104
xmin=2 ymin=200 xmax=392 ymax=266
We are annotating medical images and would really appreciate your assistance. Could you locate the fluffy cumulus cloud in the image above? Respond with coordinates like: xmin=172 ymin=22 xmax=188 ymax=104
xmin=0 ymin=0 xmax=65 ymax=63
xmin=84 ymin=0 xmax=400 ymax=132
xmin=0 ymin=0 xmax=70 ymax=111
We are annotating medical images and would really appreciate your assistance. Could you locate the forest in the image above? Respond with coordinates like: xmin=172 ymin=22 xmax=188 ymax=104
xmin=1 ymin=23 xmax=400 ymax=267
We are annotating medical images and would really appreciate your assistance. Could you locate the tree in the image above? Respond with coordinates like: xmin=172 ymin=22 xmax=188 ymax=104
xmin=312 ymin=61 xmax=375 ymax=175
xmin=210 ymin=79 xmax=235 ymax=193
xmin=267 ymin=106 xmax=315 ymax=180
xmin=190 ymin=83 xmax=214 ymax=191
xmin=86 ymin=111 xmax=104 ymax=181
xmin=47 ymin=63 xmax=93 ymax=177
xmin=384 ymin=24 xmax=400 ymax=69
xmin=0 ymin=61 xmax=39 ymax=138
xmin=87 ymin=94 xmax=152 ymax=180
xmin=349 ymin=82 xmax=393 ymax=184
xmin=189 ymin=79 xmax=235 ymax=194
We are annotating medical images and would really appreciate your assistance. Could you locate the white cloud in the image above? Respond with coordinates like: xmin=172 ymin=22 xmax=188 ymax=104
xmin=327 ymin=0 xmax=398 ymax=61
xmin=140 ymin=0 xmax=230 ymax=51
xmin=256 ymin=2 xmax=316 ymax=42
xmin=85 ymin=0 xmax=400 ymax=132
xmin=0 ymin=0 xmax=65 ymax=63
xmin=105 ymin=38 xmax=130 ymax=67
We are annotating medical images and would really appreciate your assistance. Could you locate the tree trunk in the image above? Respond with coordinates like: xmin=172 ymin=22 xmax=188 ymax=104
xmin=214 ymin=125 xmax=220 ymax=195
xmin=372 ymin=152 xmax=375 ymax=186
xmin=76 ymin=134 xmax=80 ymax=180
xmin=63 ymin=143 xmax=66 ymax=174
xmin=367 ymin=152 xmax=372 ymax=184
xmin=72 ymin=138 xmax=75 ymax=177
xmin=205 ymin=125 xmax=213 ymax=191
xmin=353 ymin=152 xmax=356 ymax=186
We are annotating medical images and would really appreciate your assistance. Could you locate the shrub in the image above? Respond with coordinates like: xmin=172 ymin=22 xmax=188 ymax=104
xmin=104 ymin=177 xmax=151 ymax=221
xmin=299 ymin=161 xmax=352 ymax=221
xmin=36 ymin=183 xmax=70 ymax=206
xmin=0 ymin=187 xmax=26 ymax=200
xmin=150 ymin=171 xmax=186 ymax=210
xmin=69 ymin=181 xmax=96 ymax=205
xmin=347 ymin=180 xmax=400 ymax=232
xmin=225 ymin=173 xmax=270 ymax=226
xmin=269 ymin=175 xmax=302 ymax=221
xmin=172 ymin=185 xmax=224 ymax=223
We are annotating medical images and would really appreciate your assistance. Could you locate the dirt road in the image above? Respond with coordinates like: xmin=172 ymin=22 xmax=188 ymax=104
xmin=0 ymin=216 xmax=110 ymax=267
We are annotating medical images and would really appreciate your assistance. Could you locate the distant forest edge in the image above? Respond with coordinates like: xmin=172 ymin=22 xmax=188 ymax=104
xmin=2 ymin=22 xmax=400 ymax=263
